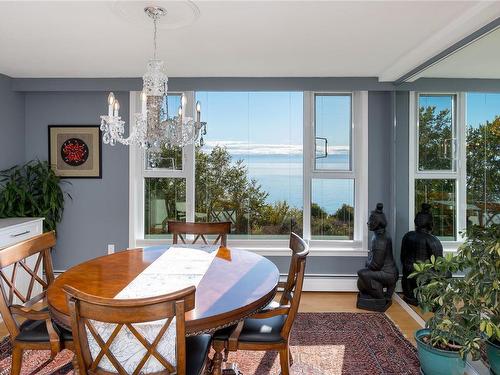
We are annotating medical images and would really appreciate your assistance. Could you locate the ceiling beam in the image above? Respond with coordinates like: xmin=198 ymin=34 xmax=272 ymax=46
xmin=378 ymin=3 xmax=500 ymax=82
xmin=395 ymin=17 xmax=500 ymax=84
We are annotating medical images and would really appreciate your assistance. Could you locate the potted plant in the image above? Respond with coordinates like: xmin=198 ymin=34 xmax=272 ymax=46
xmin=411 ymin=224 xmax=499 ymax=375
xmin=461 ymin=224 xmax=499 ymax=375
xmin=0 ymin=160 xmax=71 ymax=232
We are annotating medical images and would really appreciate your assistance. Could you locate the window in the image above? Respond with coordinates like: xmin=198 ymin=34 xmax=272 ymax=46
xmin=305 ymin=91 xmax=368 ymax=249
xmin=410 ymin=92 xmax=499 ymax=247
xmin=130 ymin=91 xmax=368 ymax=253
xmin=466 ymin=93 xmax=500 ymax=231
xmin=417 ymin=95 xmax=456 ymax=171
xmin=194 ymin=92 xmax=303 ymax=239
xmin=311 ymin=179 xmax=354 ymax=239
xmin=314 ymin=94 xmax=351 ymax=171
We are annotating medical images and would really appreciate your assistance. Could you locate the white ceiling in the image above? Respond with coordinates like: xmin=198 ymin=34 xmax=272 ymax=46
xmin=0 ymin=1 xmax=499 ymax=80
xmin=410 ymin=27 xmax=500 ymax=81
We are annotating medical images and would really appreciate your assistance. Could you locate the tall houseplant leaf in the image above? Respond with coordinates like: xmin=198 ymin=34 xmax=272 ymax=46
xmin=0 ymin=160 xmax=71 ymax=232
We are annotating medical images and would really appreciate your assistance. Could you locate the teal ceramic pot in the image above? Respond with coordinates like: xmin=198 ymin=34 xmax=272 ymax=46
xmin=486 ymin=338 xmax=500 ymax=375
xmin=415 ymin=329 xmax=466 ymax=375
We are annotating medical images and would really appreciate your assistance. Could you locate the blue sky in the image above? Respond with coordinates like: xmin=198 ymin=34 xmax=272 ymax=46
xmin=467 ymin=93 xmax=500 ymax=128
xmin=420 ymin=93 xmax=500 ymax=129
xmin=194 ymin=91 xmax=355 ymax=156
xmin=167 ymin=91 xmax=499 ymax=156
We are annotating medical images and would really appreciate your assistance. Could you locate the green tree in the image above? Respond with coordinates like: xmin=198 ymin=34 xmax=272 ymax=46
xmin=418 ymin=105 xmax=453 ymax=171
xmin=466 ymin=116 xmax=500 ymax=227
xmin=146 ymin=145 xmax=355 ymax=238
xmin=418 ymin=106 xmax=499 ymax=234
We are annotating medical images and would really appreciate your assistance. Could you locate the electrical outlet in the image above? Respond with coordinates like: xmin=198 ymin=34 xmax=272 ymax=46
xmin=107 ymin=244 xmax=115 ymax=255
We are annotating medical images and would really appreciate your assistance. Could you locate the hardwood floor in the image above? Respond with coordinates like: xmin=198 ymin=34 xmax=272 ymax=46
xmin=298 ymin=292 xmax=421 ymax=345
xmin=0 ymin=292 xmax=421 ymax=345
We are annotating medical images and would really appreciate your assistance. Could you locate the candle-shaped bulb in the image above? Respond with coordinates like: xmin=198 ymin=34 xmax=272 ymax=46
xmin=178 ymin=105 xmax=182 ymax=117
xmin=108 ymin=92 xmax=115 ymax=117
xmin=108 ymin=92 xmax=115 ymax=105
xmin=196 ymin=101 xmax=201 ymax=122
xmin=113 ymin=100 xmax=120 ymax=117
xmin=140 ymin=91 xmax=147 ymax=116
xmin=181 ymin=94 xmax=187 ymax=108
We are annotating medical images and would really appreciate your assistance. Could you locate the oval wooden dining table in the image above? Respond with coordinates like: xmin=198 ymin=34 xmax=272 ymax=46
xmin=47 ymin=245 xmax=280 ymax=335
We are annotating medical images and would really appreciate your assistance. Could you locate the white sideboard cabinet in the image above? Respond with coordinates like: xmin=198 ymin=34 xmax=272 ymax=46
xmin=0 ymin=218 xmax=45 ymax=306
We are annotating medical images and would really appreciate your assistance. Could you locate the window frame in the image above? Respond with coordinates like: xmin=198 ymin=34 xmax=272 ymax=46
xmin=130 ymin=90 xmax=369 ymax=256
xmin=409 ymin=91 xmax=467 ymax=251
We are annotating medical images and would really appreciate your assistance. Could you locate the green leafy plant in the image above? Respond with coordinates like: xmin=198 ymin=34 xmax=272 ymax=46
xmin=0 ymin=160 xmax=71 ymax=232
xmin=411 ymin=224 xmax=500 ymax=359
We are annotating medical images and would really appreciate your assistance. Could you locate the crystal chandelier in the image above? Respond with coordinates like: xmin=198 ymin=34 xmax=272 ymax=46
xmin=100 ymin=6 xmax=207 ymax=153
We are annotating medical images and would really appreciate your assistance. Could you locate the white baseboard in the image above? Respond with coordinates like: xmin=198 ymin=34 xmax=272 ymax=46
xmin=393 ymin=293 xmax=426 ymax=327
xmin=301 ymin=275 xmax=358 ymax=291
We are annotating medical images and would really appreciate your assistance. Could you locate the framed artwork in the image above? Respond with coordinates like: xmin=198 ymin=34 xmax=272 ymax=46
xmin=48 ymin=125 xmax=102 ymax=178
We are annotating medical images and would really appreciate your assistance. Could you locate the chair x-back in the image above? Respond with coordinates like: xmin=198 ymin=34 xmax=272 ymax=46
xmin=167 ymin=221 xmax=231 ymax=247
xmin=0 ymin=231 xmax=73 ymax=375
xmin=211 ymin=232 xmax=309 ymax=375
xmin=64 ymin=285 xmax=211 ymax=375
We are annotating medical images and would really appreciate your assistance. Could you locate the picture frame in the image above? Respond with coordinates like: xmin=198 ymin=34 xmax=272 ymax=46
xmin=48 ymin=125 xmax=102 ymax=179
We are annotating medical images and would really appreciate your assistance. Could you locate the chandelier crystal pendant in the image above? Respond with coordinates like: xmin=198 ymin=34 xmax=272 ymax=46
xmin=100 ymin=6 xmax=207 ymax=156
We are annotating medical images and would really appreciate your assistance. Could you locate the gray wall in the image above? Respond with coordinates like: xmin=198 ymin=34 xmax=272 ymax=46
xmin=368 ymin=91 xmax=394 ymax=238
xmin=0 ymin=74 xmax=25 ymax=170
xmin=24 ymin=92 xmax=130 ymax=270
xmin=394 ymin=92 xmax=410 ymax=269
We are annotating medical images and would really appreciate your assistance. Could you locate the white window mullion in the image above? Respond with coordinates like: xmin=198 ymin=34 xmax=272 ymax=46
xmin=409 ymin=91 xmax=417 ymax=230
xmin=184 ymin=91 xmax=196 ymax=223
xmin=457 ymin=92 xmax=467 ymax=240
xmin=353 ymin=91 xmax=368 ymax=245
xmin=303 ymin=91 xmax=313 ymax=241
xmin=129 ymin=91 xmax=145 ymax=247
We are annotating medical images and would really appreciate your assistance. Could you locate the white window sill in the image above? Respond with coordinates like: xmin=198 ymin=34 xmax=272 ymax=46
xmin=442 ymin=241 xmax=464 ymax=254
xmin=133 ymin=238 xmax=369 ymax=257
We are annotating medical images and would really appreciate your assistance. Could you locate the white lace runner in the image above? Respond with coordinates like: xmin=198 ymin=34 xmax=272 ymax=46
xmin=87 ymin=245 xmax=219 ymax=373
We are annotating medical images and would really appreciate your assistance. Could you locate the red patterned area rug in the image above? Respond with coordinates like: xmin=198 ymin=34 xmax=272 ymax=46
xmin=0 ymin=313 xmax=419 ymax=374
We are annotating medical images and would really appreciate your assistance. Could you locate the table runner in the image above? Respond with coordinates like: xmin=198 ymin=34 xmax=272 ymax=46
xmin=86 ymin=245 xmax=219 ymax=373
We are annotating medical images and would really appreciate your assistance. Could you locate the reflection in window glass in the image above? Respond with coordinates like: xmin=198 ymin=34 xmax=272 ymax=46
xmin=144 ymin=177 xmax=186 ymax=238
xmin=146 ymin=95 xmax=182 ymax=170
xmin=311 ymin=179 xmax=354 ymax=240
xmin=315 ymin=94 xmax=351 ymax=170
xmin=466 ymin=93 xmax=500 ymax=230
xmin=194 ymin=92 xmax=303 ymax=238
xmin=418 ymin=95 xmax=455 ymax=171
xmin=415 ymin=179 xmax=456 ymax=240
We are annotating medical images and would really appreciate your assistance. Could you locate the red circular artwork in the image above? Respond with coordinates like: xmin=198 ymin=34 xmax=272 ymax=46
xmin=60 ymin=138 xmax=89 ymax=166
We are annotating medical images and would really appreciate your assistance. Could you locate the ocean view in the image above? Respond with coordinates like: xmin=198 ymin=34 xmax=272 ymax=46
xmin=228 ymin=153 xmax=353 ymax=213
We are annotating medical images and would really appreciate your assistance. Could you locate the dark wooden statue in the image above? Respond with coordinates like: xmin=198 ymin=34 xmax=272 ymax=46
xmin=357 ymin=203 xmax=398 ymax=312
xmin=400 ymin=203 xmax=443 ymax=305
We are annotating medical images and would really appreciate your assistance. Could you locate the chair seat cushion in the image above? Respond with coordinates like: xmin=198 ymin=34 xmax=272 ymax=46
xmin=16 ymin=319 xmax=72 ymax=343
xmin=213 ymin=315 xmax=287 ymax=343
xmin=186 ymin=334 xmax=211 ymax=375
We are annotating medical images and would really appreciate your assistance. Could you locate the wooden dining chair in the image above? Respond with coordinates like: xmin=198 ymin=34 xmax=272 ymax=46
xmin=167 ymin=221 xmax=231 ymax=247
xmin=64 ymin=284 xmax=211 ymax=375
xmin=211 ymin=232 xmax=309 ymax=375
xmin=0 ymin=232 xmax=74 ymax=375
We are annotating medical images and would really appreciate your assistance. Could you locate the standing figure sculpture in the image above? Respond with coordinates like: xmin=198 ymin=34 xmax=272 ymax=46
xmin=357 ymin=203 xmax=399 ymax=312
xmin=400 ymin=203 xmax=443 ymax=305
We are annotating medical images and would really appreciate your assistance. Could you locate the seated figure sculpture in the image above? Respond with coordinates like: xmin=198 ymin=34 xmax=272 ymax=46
xmin=357 ymin=203 xmax=398 ymax=312
xmin=400 ymin=203 xmax=443 ymax=305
